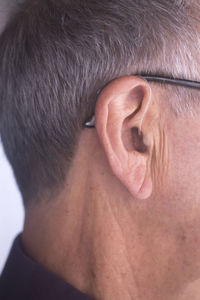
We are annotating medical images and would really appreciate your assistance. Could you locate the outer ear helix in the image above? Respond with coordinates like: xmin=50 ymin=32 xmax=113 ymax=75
xmin=136 ymin=85 xmax=152 ymax=133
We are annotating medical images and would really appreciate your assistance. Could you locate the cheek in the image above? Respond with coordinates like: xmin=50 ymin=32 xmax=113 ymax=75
xmin=178 ymin=226 xmax=200 ymax=281
xmin=161 ymin=120 xmax=200 ymax=277
xmin=170 ymin=134 xmax=200 ymax=208
xmin=166 ymin=118 xmax=200 ymax=215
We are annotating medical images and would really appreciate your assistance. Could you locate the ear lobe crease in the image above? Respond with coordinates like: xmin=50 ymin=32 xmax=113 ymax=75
xmin=137 ymin=171 xmax=153 ymax=199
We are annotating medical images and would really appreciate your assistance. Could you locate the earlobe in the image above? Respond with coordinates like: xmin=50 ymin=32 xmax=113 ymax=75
xmin=121 ymin=153 xmax=153 ymax=199
xmin=95 ymin=75 xmax=153 ymax=200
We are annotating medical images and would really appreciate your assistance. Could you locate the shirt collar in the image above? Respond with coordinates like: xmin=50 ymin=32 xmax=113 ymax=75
xmin=0 ymin=234 xmax=94 ymax=300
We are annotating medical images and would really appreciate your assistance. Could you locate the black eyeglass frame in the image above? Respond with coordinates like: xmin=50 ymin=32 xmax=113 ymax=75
xmin=84 ymin=75 xmax=200 ymax=128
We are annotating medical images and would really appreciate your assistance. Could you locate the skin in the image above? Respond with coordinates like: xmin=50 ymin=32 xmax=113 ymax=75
xmin=23 ymin=76 xmax=200 ymax=300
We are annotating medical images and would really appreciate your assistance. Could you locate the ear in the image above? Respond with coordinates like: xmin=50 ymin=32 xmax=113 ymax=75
xmin=95 ymin=76 xmax=153 ymax=200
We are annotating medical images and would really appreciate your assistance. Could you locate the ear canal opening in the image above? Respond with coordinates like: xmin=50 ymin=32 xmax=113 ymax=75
xmin=131 ymin=127 xmax=148 ymax=153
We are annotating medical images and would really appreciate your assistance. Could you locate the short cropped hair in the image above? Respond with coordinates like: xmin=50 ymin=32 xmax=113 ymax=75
xmin=0 ymin=0 xmax=200 ymax=205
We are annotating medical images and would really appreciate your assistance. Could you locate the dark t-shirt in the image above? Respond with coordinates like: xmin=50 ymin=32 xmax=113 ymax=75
xmin=0 ymin=235 xmax=94 ymax=300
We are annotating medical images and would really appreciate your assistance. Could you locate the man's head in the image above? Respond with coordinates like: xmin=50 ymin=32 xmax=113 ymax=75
xmin=0 ymin=0 xmax=200 ymax=204
xmin=1 ymin=1 xmax=200 ymax=298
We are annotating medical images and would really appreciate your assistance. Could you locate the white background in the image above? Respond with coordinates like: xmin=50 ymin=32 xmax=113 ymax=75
xmin=0 ymin=0 xmax=25 ymax=274
xmin=0 ymin=142 xmax=24 ymax=274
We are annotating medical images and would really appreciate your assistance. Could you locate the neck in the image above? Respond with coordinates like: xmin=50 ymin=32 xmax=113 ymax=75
xmin=22 ymin=132 xmax=200 ymax=300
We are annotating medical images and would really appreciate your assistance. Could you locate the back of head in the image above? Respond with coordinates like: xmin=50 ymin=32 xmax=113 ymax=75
xmin=0 ymin=0 xmax=200 ymax=205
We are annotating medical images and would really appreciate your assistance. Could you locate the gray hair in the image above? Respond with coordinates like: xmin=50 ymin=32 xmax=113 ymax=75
xmin=0 ymin=0 xmax=200 ymax=205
